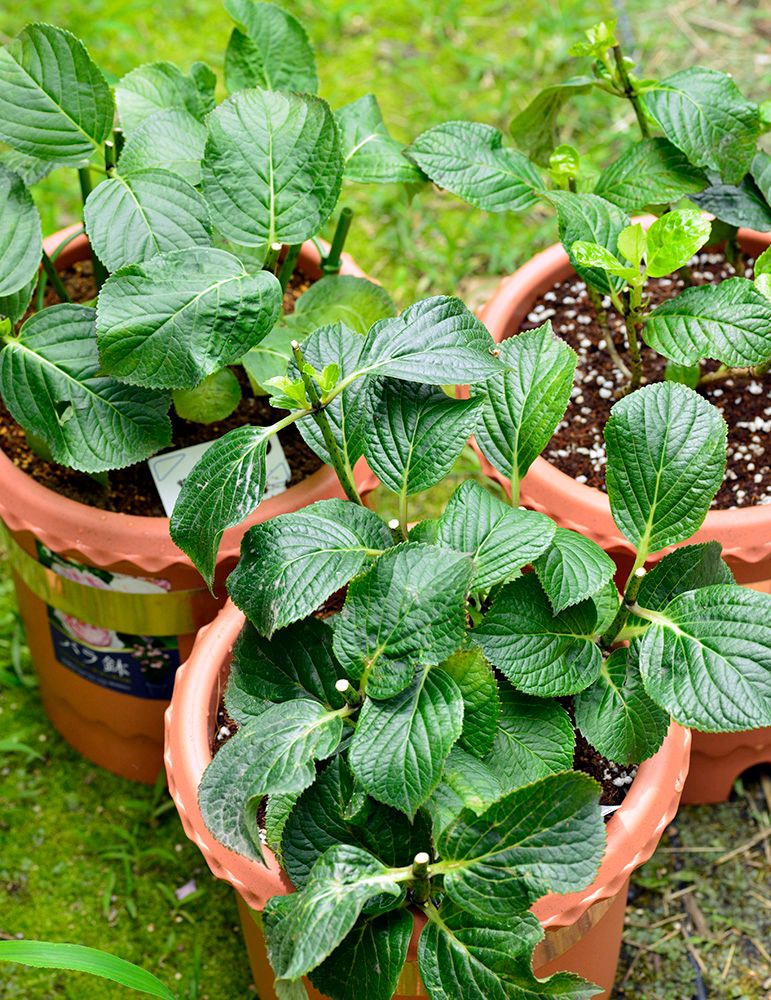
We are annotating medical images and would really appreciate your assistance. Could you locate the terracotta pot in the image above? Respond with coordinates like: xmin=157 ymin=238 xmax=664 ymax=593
xmin=0 ymin=227 xmax=377 ymax=784
xmin=164 ymin=600 xmax=691 ymax=999
xmin=476 ymin=224 xmax=771 ymax=804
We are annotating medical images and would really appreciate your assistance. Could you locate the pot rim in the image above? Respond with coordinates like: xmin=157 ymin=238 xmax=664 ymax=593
xmin=0 ymin=227 xmax=377 ymax=574
xmin=164 ymin=599 xmax=691 ymax=930
xmin=477 ymin=223 xmax=771 ymax=567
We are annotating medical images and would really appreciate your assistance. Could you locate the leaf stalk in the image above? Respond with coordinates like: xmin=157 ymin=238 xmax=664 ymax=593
xmin=322 ymin=207 xmax=354 ymax=275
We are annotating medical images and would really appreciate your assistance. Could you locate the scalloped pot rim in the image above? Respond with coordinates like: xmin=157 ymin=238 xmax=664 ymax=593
xmin=477 ymin=223 xmax=771 ymax=576
xmin=0 ymin=227 xmax=378 ymax=578
xmin=163 ymin=600 xmax=691 ymax=933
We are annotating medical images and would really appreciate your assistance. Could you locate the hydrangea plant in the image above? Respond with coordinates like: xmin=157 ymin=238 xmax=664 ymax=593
xmin=188 ymin=297 xmax=771 ymax=998
xmin=0 ymin=3 xmax=419 ymax=477
xmin=406 ymin=19 xmax=771 ymax=393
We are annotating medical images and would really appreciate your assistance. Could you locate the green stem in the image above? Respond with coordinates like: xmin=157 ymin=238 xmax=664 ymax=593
xmin=291 ymin=340 xmax=362 ymax=504
xmin=278 ymin=243 xmax=302 ymax=291
xmin=104 ymin=140 xmax=116 ymax=173
xmin=322 ymin=207 xmax=353 ymax=275
xmin=587 ymin=284 xmax=631 ymax=381
xmin=612 ymin=44 xmax=650 ymax=139
xmin=698 ymin=360 xmax=771 ymax=387
xmin=263 ymin=242 xmax=283 ymax=273
xmin=40 ymin=252 xmax=70 ymax=304
xmin=410 ymin=853 xmax=432 ymax=905
xmin=600 ymin=564 xmax=647 ymax=649
xmin=509 ymin=474 xmax=521 ymax=508
xmin=397 ymin=488 xmax=409 ymax=540
xmin=622 ymin=284 xmax=645 ymax=392
xmin=334 ymin=679 xmax=362 ymax=708
xmin=77 ymin=167 xmax=108 ymax=290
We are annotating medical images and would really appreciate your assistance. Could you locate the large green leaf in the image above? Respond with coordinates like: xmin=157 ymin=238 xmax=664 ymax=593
xmin=594 ymin=138 xmax=707 ymax=213
xmin=643 ymin=277 xmax=771 ymax=367
xmin=604 ymin=382 xmax=726 ymax=553
xmin=203 ymin=88 xmax=342 ymax=248
xmin=0 ymin=165 xmax=41 ymax=297
xmin=644 ymin=210 xmax=711 ymax=278
xmin=484 ymin=680 xmax=575 ymax=791
xmin=509 ymin=77 xmax=595 ymax=166
xmin=364 ymin=380 xmax=483 ymax=497
xmin=96 ymin=247 xmax=281 ymax=389
xmin=473 ymin=574 xmax=602 ymax=697
xmin=438 ymin=649 xmax=500 ymax=758
xmin=115 ymin=61 xmax=215 ymax=135
xmin=752 ymin=151 xmax=771 ymax=205
xmin=474 ymin=322 xmax=576 ymax=492
xmin=264 ymin=845 xmax=405 ymax=985
xmin=423 ymin=747 xmax=507 ymax=836
xmin=117 ymin=109 xmax=207 ymax=186
xmin=224 ymin=0 xmax=318 ymax=94
xmin=643 ymin=68 xmax=760 ymax=186
xmin=634 ymin=585 xmax=771 ymax=732
xmin=348 ymin=665 xmax=464 ymax=817
xmin=84 ymin=170 xmax=211 ymax=273
xmin=633 ymin=542 xmax=734 ymax=620
xmin=0 ymin=24 xmax=114 ymax=163
xmin=227 ymin=500 xmax=393 ymax=636
xmin=436 ymin=481 xmax=556 ymax=591
xmin=406 ymin=121 xmax=543 ymax=212
xmin=534 ymin=528 xmax=616 ymax=614
xmin=692 ymin=176 xmax=771 ymax=232
xmin=574 ymin=649 xmax=669 ymax=764
xmin=418 ymin=902 xmax=599 ymax=1000
xmin=0 ymin=304 xmax=170 ymax=474
xmin=309 ymin=911 xmax=412 ymax=1000
xmin=0 ymin=148 xmax=57 ymax=186
xmin=333 ymin=544 xmax=473 ymax=699
xmin=335 ymin=94 xmax=422 ymax=185
xmin=0 ymin=278 xmax=36 ymax=324
xmin=171 ymin=368 xmax=241 ymax=424
xmin=547 ymin=192 xmax=630 ymax=294
xmin=436 ymin=771 xmax=605 ymax=920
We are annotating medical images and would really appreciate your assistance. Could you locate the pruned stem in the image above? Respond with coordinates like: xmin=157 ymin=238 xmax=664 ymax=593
xmin=278 ymin=243 xmax=302 ymax=291
xmin=40 ymin=251 xmax=70 ymax=304
xmin=411 ymin=852 xmax=432 ymax=904
xmin=624 ymin=311 xmax=643 ymax=391
xmin=263 ymin=242 xmax=283 ymax=274
xmin=612 ymin=44 xmax=650 ymax=139
xmin=600 ymin=566 xmax=647 ymax=649
xmin=335 ymin=679 xmax=361 ymax=708
xmin=322 ymin=207 xmax=353 ymax=275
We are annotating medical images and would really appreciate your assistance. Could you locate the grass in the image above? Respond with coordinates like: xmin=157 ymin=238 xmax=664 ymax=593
xmin=1 ymin=0 xmax=770 ymax=996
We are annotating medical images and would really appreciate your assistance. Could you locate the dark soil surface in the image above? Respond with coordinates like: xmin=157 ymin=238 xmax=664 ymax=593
xmin=519 ymin=251 xmax=770 ymax=510
xmin=0 ymin=260 xmax=323 ymax=516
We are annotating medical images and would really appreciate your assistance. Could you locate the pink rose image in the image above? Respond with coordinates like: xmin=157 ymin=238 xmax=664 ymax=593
xmin=53 ymin=564 xmax=110 ymax=590
xmin=60 ymin=614 xmax=116 ymax=648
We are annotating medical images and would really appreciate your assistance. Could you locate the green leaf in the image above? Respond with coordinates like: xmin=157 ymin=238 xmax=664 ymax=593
xmin=309 ymin=911 xmax=412 ymax=1000
xmin=692 ymin=176 xmax=771 ymax=232
xmin=364 ymin=380 xmax=483 ymax=496
xmin=84 ymin=169 xmax=211 ymax=273
xmin=407 ymin=121 xmax=542 ymax=213
xmin=0 ymin=304 xmax=171 ymax=474
xmin=534 ymin=528 xmax=616 ymax=614
xmin=570 ymin=242 xmax=637 ymax=281
xmin=117 ymin=109 xmax=207 ymax=186
xmin=594 ymin=138 xmax=707 ymax=213
xmin=115 ymin=61 xmax=214 ymax=135
xmin=644 ymin=210 xmax=711 ymax=278
xmin=664 ymin=360 xmax=700 ymax=388
xmin=643 ymin=68 xmax=760 ymax=186
xmin=474 ymin=322 xmax=576 ymax=490
xmin=617 ymin=223 xmax=647 ymax=269
xmin=751 ymin=150 xmax=771 ymax=205
xmin=264 ymin=845 xmax=404 ymax=984
xmin=348 ymin=665 xmax=464 ymax=817
xmin=634 ymin=585 xmax=771 ymax=732
xmin=172 ymin=368 xmax=241 ymax=424
xmin=242 ymin=324 xmax=297 ymax=395
xmin=0 ymin=941 xmax=176 ymax=999
xmin=604 ymin=382 xmax=726 ymax=553
xmin=485 ymin=681 xmax=575 ymax=792
xmin=574 ymin=649 xmax=669 ymax=764
xmin=756 ymin=247 xmax=771 ymax=279
xmin=509 ymin=77 xmax=595 ymax=166
xmin=223 ymin=0 xmax=318 ymax=94
xmin=473 ymin=574 xmax=602 ymax=697
xmin=227 ymin=617 xmax=349 ymax=722
xmin=591 ymin=578 xmax=621 ymax=635
xmin=0 ymin=277 xmax=35 ymax=324
xmin=418 ymin=902 xmax=599 ymax=1000
xmin=0 ymin=24 xmax=114 ymax=163
xmin=288 ymin=275 xmax=397 ymax=337
xmin=96 ymin=247 xmax=282 ymax=389
xmin=227 ymin=500 xmax=393 ymax=636
xmin=265 ymin=792 xmax=302 ymax=861
xmin=355 ymin=295 xmax=503 ymax=385
xmin=333 ymin=544 xmax=473 ymax=700
xmin=0 ymin=164 xmax=41 ymax=297
xmin=644 ymin=277 xmax=771 ymax=367
xmin=438 ymin=649 xmax=500 ymax=758
xmin=632 ymin=542 xmax=734 ymax=623
xmin=203 ymin=88 xmax=342 ymax=248
xmin=335 ymin=94 xmax=423 ymax=185
xmin=169 ymin=423 xmax=278 ymax=587
xmin=0 ymin=148 xmax=56 ymax=186
xmin=547 ymin=192 xmax=630 ymax=294
xmin=423 ymin=747 xmax=506 ymax=835
xmin=436 ymin=481 xmax=556 ymax=591
xmin=436 ymin=771 xmax=605 ymax=920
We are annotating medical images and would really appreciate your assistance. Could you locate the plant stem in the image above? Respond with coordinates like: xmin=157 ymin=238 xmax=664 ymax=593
xmin=104 ymin=140 xmax=116 ymax=173
xmin=40 ymin=252 xmax=70 ymax=304
xmin=77 ymin=167 xmax=109 ymax=290
xmin=397 ymin=488 xmax=409 ymax=540
xmin=334 ymin=679 xmax=361 ymax=708
xmin=586 ymin=285 xmax=632 ymax=380
xmin=278 ymin=243 xmax=302 ymax=291
xmin=322 ymin=207 xmax=353 ymax=275
xmin=411 ymin=853 xmax=432 ymax=904
xmin=621 ymin=284 xmax=646 ymax=392
xmin=612 ymin=44 xmax=650 ymax=139
xmin=600 ymin=566 xmax=647 ymax=649
xmin=291 ymin=340 xmax=362 ymax=504
xmin=698 ymin=361 xmax=771 ymax=387
xmin=263 ymin=242 xmax=283 ymax=273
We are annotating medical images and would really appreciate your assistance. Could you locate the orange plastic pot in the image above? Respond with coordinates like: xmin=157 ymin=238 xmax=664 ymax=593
xmin=165 ymin=600 xmax=691 ymax=999
xmin=476 ymin=224 xmax=771 ymax=804
xmin=0 ymin=228 xmax=377 ymax=784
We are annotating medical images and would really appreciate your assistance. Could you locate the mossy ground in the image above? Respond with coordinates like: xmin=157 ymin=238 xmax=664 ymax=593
xmin=1 ymin=0 xmax=770 ymax=996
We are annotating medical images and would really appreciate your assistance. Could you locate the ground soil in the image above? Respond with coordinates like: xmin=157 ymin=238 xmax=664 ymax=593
xmin=0 ymin=260 xmax=323 ymax=516
xmin=519 ymin=251 xmax=770 ymax=509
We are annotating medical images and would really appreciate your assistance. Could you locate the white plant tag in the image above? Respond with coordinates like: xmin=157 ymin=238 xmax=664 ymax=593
xmin=148 ymin=435 xmax=292 ymax=517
